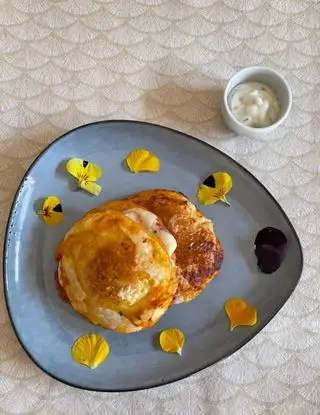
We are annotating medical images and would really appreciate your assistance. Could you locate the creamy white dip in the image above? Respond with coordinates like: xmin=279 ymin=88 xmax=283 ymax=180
xmin=228 ymin=82 xmax=280 ymax=128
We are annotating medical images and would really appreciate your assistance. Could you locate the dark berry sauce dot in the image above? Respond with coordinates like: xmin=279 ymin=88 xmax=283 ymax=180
xmin=255 ymin=227 xmax=287 ymax=250
xmin=255 ymin=244 xmax=283 ymax=274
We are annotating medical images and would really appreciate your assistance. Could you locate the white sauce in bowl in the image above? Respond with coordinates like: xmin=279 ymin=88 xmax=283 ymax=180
xmin=228 ymin=82 xmax=280 ymax=128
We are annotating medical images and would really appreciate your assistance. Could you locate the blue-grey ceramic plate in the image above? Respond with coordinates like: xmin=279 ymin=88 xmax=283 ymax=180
xmin=4 ymin=121 xmax=303 ymax=392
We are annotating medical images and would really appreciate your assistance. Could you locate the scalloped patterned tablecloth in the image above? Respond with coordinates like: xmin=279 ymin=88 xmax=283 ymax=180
xmin=0 ymin=0 xmax=320 ymax=414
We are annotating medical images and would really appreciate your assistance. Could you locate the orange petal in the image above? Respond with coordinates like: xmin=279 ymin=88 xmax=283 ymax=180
xmin=224 ymin=297 xmax=257 ymax=330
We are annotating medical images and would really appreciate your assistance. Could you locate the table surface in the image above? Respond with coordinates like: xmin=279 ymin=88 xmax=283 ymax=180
xmin=0 ymin=1 xmax=319 ymax=414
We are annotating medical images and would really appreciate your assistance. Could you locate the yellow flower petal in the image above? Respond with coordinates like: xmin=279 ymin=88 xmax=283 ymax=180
xmin=71 ymin=334 xmax=109 ymax=369
xmin=212 ymin=172 xmax=232 ymax=193
xmin=126 ymin=149 xmax=160 ymax=173
xmin=80 ymin=181 xmax=102 ymax=196
xmin=84 ymin=162 xmax=102 ymax=182
xmin=160 ymin=328 xmax=185 ymax=355
xmin=37 ymin=196 xmax=63 ymax=226
xmin=66 ymin=158 xmax=103 ymax=196
xmin=197 ymin=185 xmax=220 ymax=206
xmin=66 ymin=158 xmax=102 ymax=182
xmin=224 ymin=298 xmax=257 ymax=330
xmin=66 ymin=158 xmax=84 ymax=179
xmin=197 ymin=171 xmax=232 ymax=206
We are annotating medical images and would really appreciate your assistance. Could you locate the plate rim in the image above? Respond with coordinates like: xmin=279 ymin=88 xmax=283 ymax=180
xmin=3 ymin=120 xmax=304 ymax=392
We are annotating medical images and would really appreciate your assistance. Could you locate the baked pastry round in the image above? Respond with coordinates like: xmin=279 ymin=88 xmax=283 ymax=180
xmin=57 ymin=209 xmax=177 ymax=333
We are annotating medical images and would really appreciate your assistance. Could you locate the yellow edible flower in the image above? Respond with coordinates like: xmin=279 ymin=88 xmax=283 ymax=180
xmin=37 ymin=196 xmax=63 ymax=226
xmin=71 ymin=334 xmax=109 ymax=369
xmin=159 ymin=328 xmax=185 ymax=356
xmin=66 ymin=158 xmax=102 ymax=196
xmin=126 ymin=149 xmax=160 ymax=173
xmin=224 ymin=298 xmax=258 ymax=330
xmin=197 ymin=172 xmax=232 ymax=206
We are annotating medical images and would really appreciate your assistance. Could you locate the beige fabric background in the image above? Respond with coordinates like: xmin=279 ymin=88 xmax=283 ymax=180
xmin=0 ymin=0 xmax=319 ymax=414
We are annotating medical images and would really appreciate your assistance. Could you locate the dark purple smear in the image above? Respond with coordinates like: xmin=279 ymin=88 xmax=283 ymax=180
xmin=255 ymin=244 xmax=284 ymax=274
xmin=254 ymin=227 xmax=287 ymax=274
xmin=255 ymin=227 xmax=287 ymax=250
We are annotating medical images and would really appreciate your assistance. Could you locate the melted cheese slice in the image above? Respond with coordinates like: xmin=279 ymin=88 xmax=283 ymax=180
xmin=123 ymin=208 xmax=177 ymax=257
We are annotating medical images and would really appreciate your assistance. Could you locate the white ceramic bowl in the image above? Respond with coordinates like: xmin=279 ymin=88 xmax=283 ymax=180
xmin=221 ymin=66 xmax=292 ymax=138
